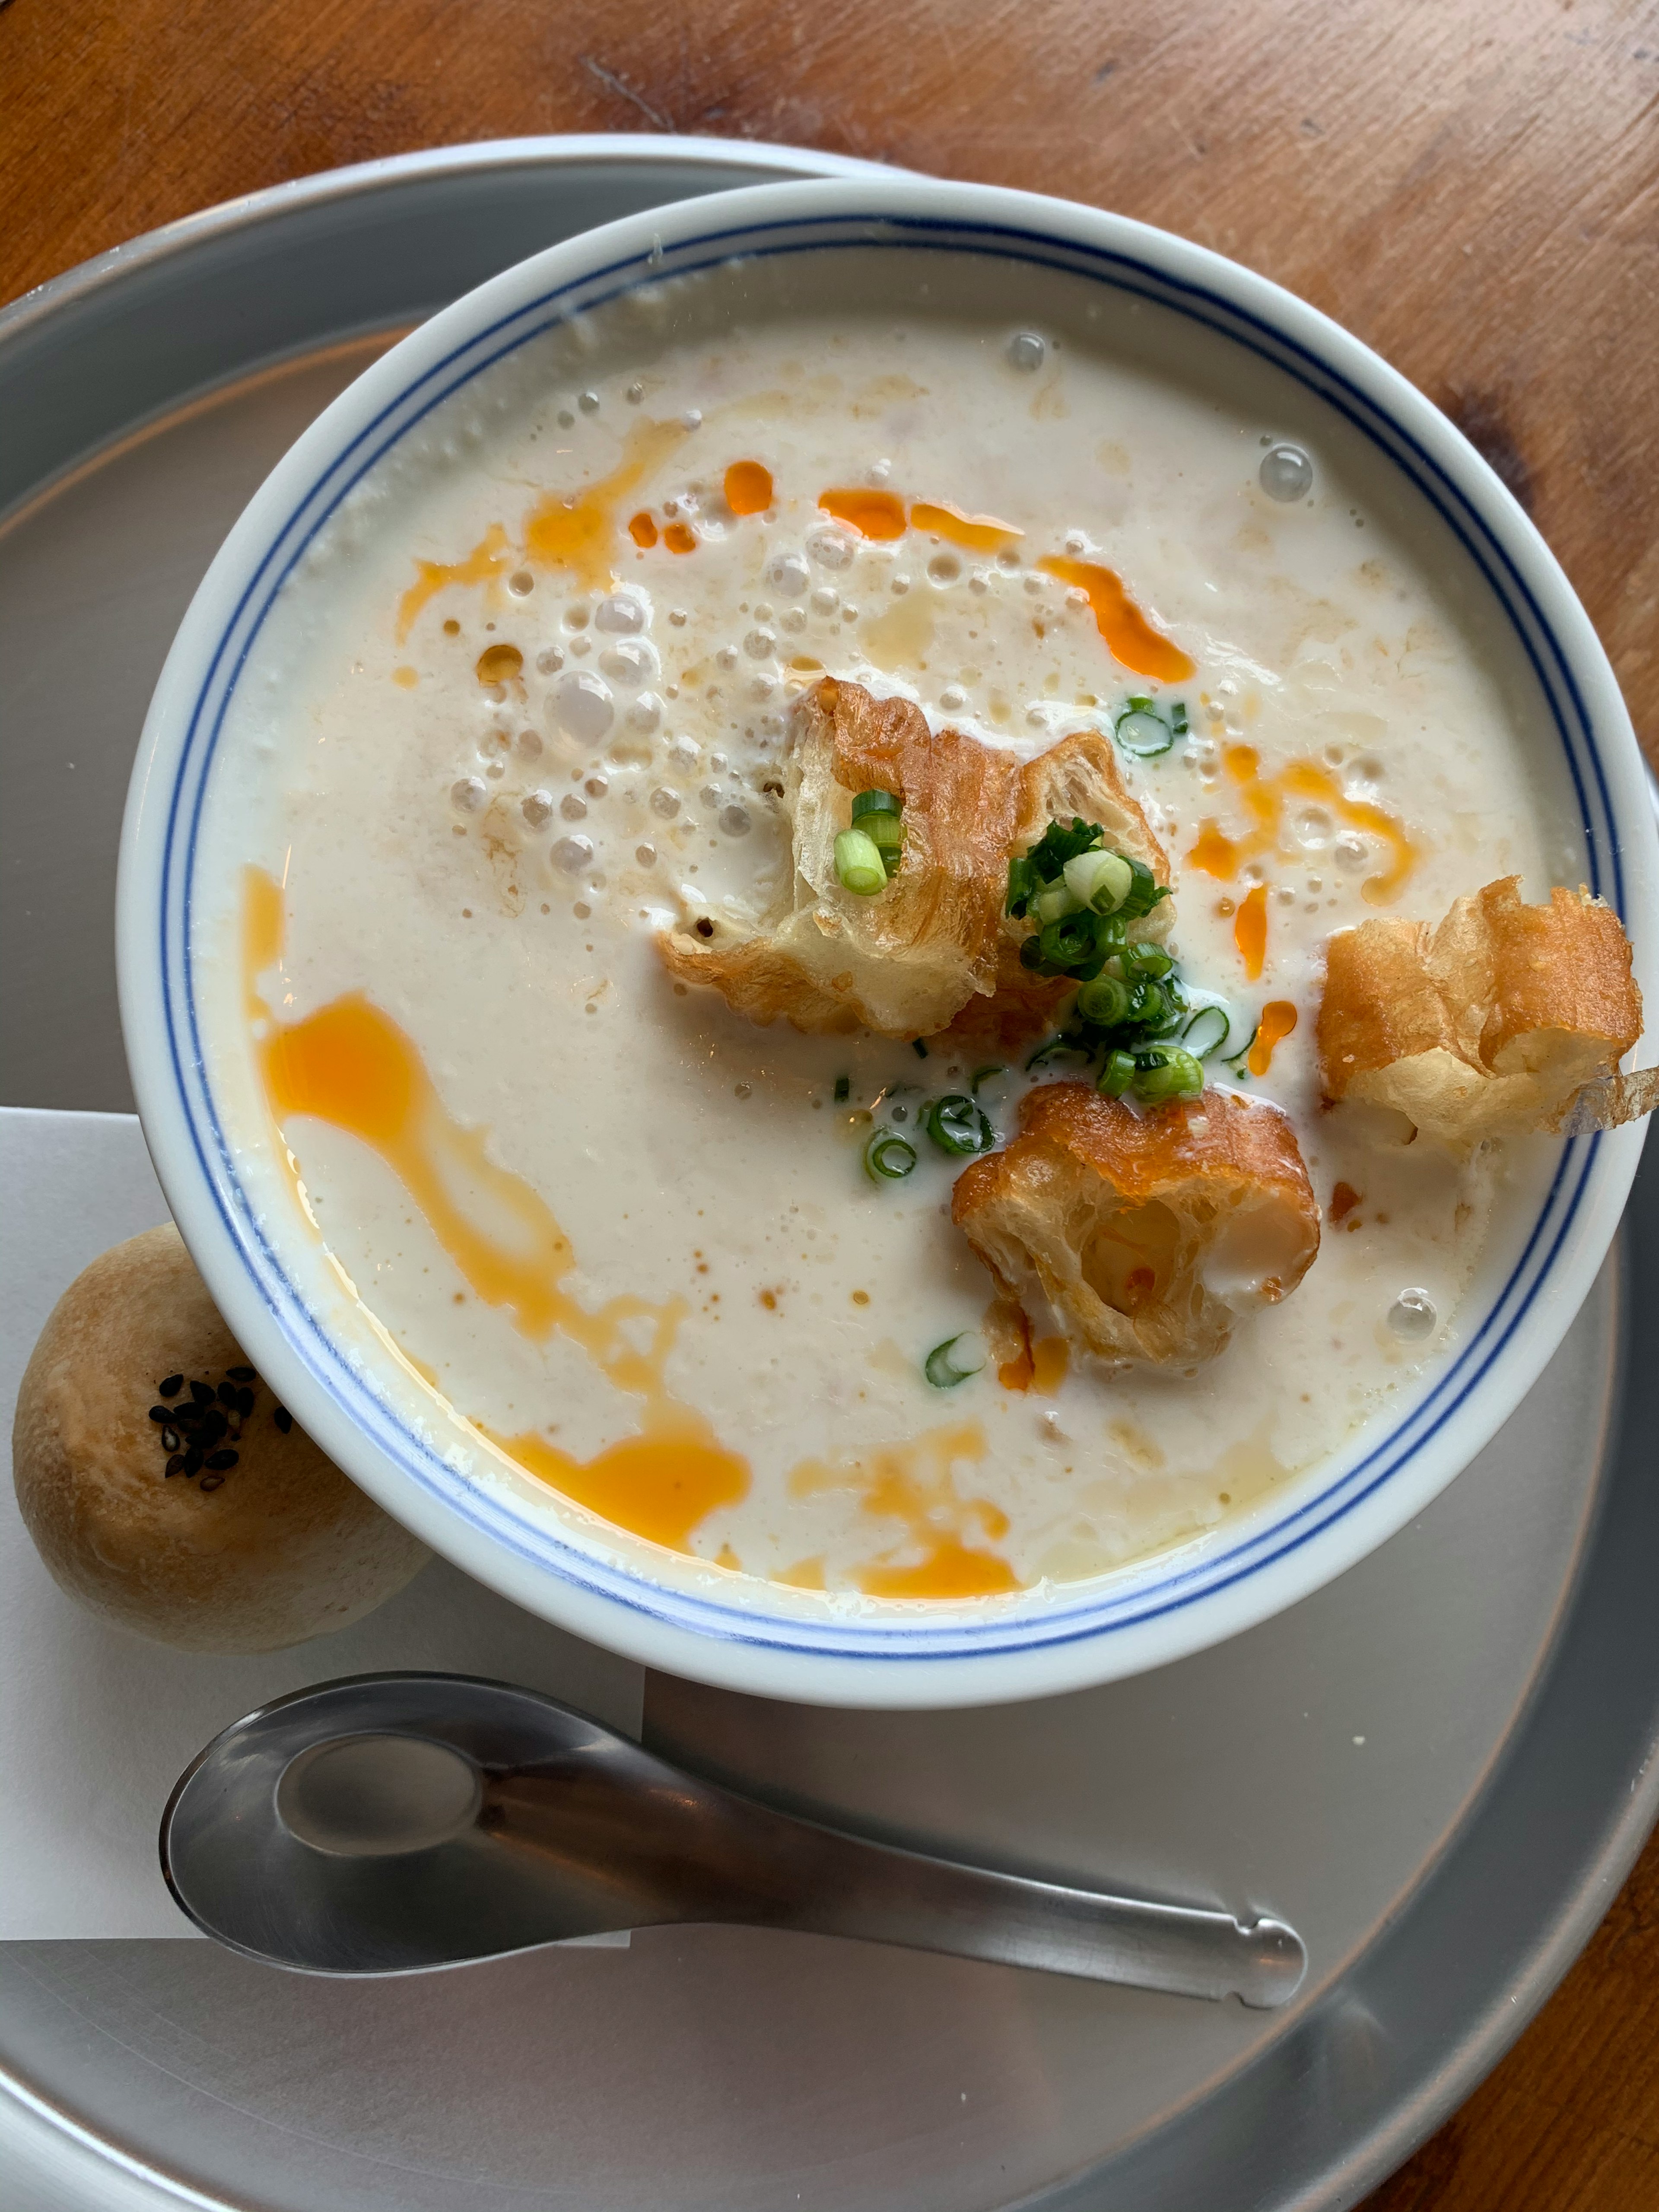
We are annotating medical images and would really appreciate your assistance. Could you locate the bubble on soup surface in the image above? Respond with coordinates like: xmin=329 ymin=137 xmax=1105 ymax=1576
xmin=521 ymin=789 xmax=554 ymax=829
xmin=550 ymin=671 xmax=614 ymax=743
xmin=595 ymin=592 xmax=647 ymax=634
xmin=628 ymin=693 xmax=664 ymax=733
xmin=552 ymin=836 xmax=594 ymax=872
xmin=560 ymin=794 xmax=588 ymax=821
xmin=1388 ymin=1289 xmax=1437 ymax=1340
xmin=744 ymin=629 xmax=776 ymax=661
xmin=515 ymin=728 xmax=543 ymax=760
xmin=450 ymin=777 xmax=487 ymax=814
xmin=721 ymin=805 xmax=752 ymax=836
xmin=810 ymin=585 xmax=839 ymax=615
xmin=769 ymin=552 xmax=811 ymax=595
xmin=1007 ymin=331 xmax=1046 ymax=371
xmin=536 ymin=645 xmax=565 ymax=675
xmin=507 ymin=569 xmax=535 ymax=597
xmin=1260 ymin=442 xmax=1314 ymax=501
xmin=928 ymin=553 xmax=962 ymax=585
xmin=1293 ymin=807 xmax=1332 ymax=850
xmin=600 ymin=639 xmax=659 ymax=685
xmin=806 ymin=525 xmax=856 ymax=571
xmin=650 ymin=786 xmax=681 ymax=818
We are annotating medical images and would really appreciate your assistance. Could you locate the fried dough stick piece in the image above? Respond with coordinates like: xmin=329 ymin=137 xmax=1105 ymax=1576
xmin=952 ymin=1083 xmax=1320 ymax=1372
xmin=936 ymin=727 xmax=1173 ymax=1054
xmin=657 ymin=679 xmax=1172 ymax=1042
xmin=658 ymin=677 xmax=1023 ymax=1037
xmin=1317 ymin=877 xmax=1646 ymax=1153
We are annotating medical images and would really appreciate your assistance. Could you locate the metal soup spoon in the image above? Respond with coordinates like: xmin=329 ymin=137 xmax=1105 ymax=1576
xmin=160 ymin=1672 xmax=1306 ymax=2006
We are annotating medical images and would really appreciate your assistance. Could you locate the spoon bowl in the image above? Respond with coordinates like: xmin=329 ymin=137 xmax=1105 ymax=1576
xmin=161 ymin=1672 xmax=1306 ymax=2005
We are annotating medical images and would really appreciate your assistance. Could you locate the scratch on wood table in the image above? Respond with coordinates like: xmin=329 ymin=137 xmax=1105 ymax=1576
xmin=2 ymin=3 xmax=1657 ymax=2202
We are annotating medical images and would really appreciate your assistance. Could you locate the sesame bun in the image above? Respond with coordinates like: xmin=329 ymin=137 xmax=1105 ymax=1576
xmin=13 ymin=1224 xmax=429 ymax=1651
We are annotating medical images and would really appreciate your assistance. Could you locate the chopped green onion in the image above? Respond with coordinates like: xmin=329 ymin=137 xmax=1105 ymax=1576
xmin=835 ymin=828 xmax=887 ymax=895
xmin=1127 ymin=979 xmax=1168 ymax=1026
xmin=1123 ymin=941 xmax=1173 ymax=979
xmin=1115 ymin=705 xmax=1173 ymax=758
xmin=1063 ymin=848 xmax=1134 ymax=914
xmin=924 ymin=1332 xmax=986 ymax=1389
xmin=912 ymin=1038 xmax=929 ymax=1058
xmin=1182 ymin=1005 xmax=1231 ymax=1058
xmin=862 ymin=810 xmax=905 ymax=876
xmin=865 ymin=1128 xmax=918 ymax=1181
xmin=1005 ymin=855 xmax=1038 ymax=917
xmin=1117 ymin=858 xmax=1169 ymax=920
xmin=1042 ymin=912 xmax=1103 ymax=970
xmin=971 ymin=1064 xmax=1007 ymax=1093
xmin=1224 ymin=1026 xmax=1259 ymax=1080
xmin=1098 ymin=1048 xmax=1138 ymax=1098
xmin=1034 ymin=880 xmax=1079 ymax=925
xmin=924 ymin=1093 xmax=996 ymax=1156
xmin=1075 ymin=974 xmax=1131 ymax=1027
xmin=850 ymin=788 xmax=902 ymax=820
xmin=833 ymin=1074 xmax=851 ymax=1103
xmin=1134 ymin=1048 xmax=1205 ymax=1103
xmin=1171 ymin=701 xmax=1190 ymax=739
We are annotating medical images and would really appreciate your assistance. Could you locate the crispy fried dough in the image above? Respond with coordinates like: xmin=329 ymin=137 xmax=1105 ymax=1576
xmin=657 ymin=681 xmax=1171 ymax=1043
xmin=951 ymin=1083 xmax=1319 ymax=1371
xmin=1318 ymin=877 xmax=1643 ymax=1151
xmin=658 ymin=677 xmax=1021 ymax=1036
xmin=936 ymin=727 xmax=1171 ymax=1052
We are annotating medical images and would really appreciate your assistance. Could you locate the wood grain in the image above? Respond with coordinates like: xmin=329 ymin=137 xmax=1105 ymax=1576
xmin=4 ymin=0 xmax=1657 ymax=2200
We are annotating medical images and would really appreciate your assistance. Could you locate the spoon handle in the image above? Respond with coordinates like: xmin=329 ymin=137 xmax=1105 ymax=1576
xmin=742 ymin=1807 xmax=1304 ymax=2007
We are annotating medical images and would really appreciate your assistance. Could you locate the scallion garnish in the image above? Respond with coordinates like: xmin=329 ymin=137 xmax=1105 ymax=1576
xmin=865 ymin=1128 xmax=918 ymax=1181
xmin=850 ymin=789 xmax=904 ymax=878
xmin=971 ymin=1063 xmax=1007 ymax=1093
xmin=1171 ymin=701 xmax=1190 ymax=740
xmin=1133 ymin=1047 xmax=1205 ymax=1103
xmin=835 ymin=827 xmax=887 ymax=896
xmin=1182 ymin=1004 xmax=1231 ymax=1058
xmin=833 ymin=1074 xmax=851 ymax=1103
xmin=1224 ymin=1025 xmax=1259 ymax=1080
xmin=1075 ymin=974 xmax=1131 ymax=1027
xmin=1009 ymin=813 xmax=1198 ymax=1108
xmin=1122 ymin=941 xmax=1174 ymax=979
xmin=924 ymin=1332 xmax=986 ymax=1389
xmin=1063 ymin=848 xmax=1134 ymax=915
xmin=1114 ymin=697 xmax=1174 ymax=757
xmin=924 ymin=1094 xmax=996 ymax=1157
xmin=1098 ymin=1048 xmax=1137 ymax=1098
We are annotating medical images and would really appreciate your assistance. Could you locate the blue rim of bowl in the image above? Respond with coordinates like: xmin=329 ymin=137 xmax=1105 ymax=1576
xmin=159 ymin=204 xmax=1615 ymax=1664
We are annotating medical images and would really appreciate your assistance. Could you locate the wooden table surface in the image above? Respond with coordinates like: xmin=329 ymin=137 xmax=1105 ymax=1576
xmin=5 ymin=1 xmax=1657 ymax=2202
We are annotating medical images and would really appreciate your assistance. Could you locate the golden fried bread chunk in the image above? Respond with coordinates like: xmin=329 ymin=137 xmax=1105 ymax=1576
xmin=13 ymin=1225 xmax=429 ymax=1652
xmin=659 ymin=677 xmax=1021 ymax=1036
xmin=951 ymin=1083 xmax=1319 ymax=1371
xmin=657 ymin=679 xmax=1170 ymax=1041
xmin=1318 ymin=877 xmax=1643 ymax=1152
xmin=937 ymin=727 xmax=1171 ymax=1052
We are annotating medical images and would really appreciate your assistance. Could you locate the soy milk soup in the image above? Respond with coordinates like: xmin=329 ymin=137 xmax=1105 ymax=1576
xmin=198 ymin=247 xmax=1572 ymax=1604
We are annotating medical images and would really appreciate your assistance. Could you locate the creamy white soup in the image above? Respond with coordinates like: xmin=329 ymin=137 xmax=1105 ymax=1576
xmin=197 ymin=248 xmax=1576 ymax=1603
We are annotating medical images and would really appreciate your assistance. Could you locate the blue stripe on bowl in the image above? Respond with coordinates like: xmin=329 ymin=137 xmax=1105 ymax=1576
xmin=158 ymin=208 xmax=1618 ymax=1664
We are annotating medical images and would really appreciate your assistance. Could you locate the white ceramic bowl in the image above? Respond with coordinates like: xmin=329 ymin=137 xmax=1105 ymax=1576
xmin=119 ymin=175 xmax=1657 ymax=1708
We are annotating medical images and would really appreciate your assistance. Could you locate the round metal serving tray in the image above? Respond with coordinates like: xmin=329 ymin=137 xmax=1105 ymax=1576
xmin=2 ymin=137 xmax=1655 ymax=2212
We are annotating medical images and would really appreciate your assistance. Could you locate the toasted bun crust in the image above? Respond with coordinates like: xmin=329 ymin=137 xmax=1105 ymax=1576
xmin=951 ymin=1083 xmax=1319 ymax=1370
xmin=12 ymin=1225 xmax=429 ymax=1651
xmin=1318 ymin=877 xmax=1642 ymax=1151
xmin=657 ymin=679 xmax=1170 ymax=1043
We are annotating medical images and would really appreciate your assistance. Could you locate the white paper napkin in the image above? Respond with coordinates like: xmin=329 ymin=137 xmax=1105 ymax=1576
xmin=0 ymin=1106 xmax=644 ymax=1941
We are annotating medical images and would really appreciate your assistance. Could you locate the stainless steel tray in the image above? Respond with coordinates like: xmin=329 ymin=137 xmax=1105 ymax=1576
xmin=3 ymin=136 xmax=1655 ymax=2212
